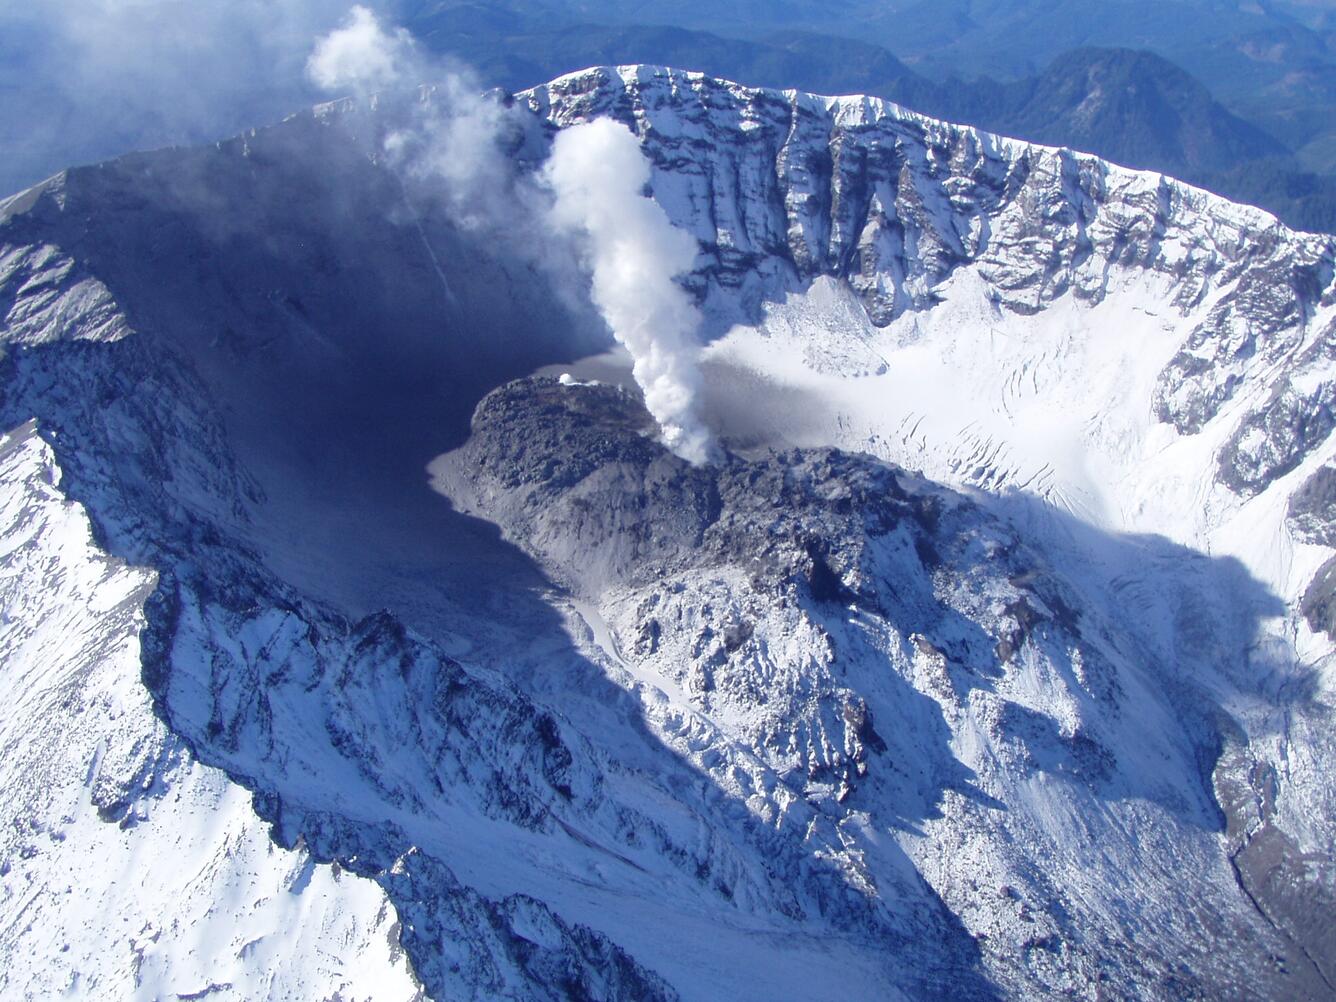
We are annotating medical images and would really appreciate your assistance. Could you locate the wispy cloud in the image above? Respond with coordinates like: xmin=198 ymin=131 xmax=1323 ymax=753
xmin=0 ymin=0 xmax=373 ymax=196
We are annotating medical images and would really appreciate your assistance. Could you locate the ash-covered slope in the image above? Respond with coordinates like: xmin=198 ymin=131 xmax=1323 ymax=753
xmin=0 ymin=64 xmax=1334 ymax=999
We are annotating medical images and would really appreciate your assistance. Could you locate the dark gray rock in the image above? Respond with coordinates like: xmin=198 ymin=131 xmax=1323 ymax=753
xmin=1287 ymin=465 xmax=1336 ymax=545
xmin=1301 ymin=555 xmax=1336 ymax=637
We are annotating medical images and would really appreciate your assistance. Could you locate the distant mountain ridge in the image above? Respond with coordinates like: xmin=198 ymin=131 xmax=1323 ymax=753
xmin=962 ymin=47 xmax=1288 ymax=176
xmin=417 ymin=0 xmax=1336 ymax=125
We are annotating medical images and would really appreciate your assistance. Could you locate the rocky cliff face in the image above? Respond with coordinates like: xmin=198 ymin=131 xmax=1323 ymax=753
xmin=1 ymin=65 xmax=1334 ymax=1000
xmin=523 ymin=66 xmax=1336 ymax=499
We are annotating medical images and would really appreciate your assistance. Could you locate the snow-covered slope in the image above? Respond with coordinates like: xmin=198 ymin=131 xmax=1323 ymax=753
xmin=0 ymin=422 xmax=421 ymax=1001
xmin=1 ymin=64 xmax=1334 ymax=999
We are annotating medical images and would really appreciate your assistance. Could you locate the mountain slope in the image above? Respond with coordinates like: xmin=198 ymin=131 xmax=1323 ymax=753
xmin=0 ymin=423 xmax=422 ymax=1001
xmin=524 ymin=65 xmax=1336 ymax=993
xmin=971 ymin=47 xmax=1288 ymax=177
xmin=0 ymin=65 xmax=1334 ymax=998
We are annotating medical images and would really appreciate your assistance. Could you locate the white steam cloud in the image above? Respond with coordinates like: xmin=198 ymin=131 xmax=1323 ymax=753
xmin=0 ymin=0 xmax=364 ymax=198
xmin=306 ymin=5 xmax=415 ymax=95
xmin=544 ymin=120 xmax=717 ymax=465
xmin=306 ymin=6 xmax=517 ymax=233
xmin=308 ymin=14 xmax=716 ymax=463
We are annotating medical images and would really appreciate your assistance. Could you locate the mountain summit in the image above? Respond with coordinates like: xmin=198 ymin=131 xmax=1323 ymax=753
xmin=1 ymin=66 xmax=1334 ymax=1000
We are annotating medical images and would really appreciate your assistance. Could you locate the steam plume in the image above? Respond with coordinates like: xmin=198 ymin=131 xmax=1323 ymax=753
xmin=0 ymin=0 xmax=362 ymax=197
xmin=544 ymin=119 xmax=717 ymax=465
xmin=306 ymin=5 xmax=414 ymax=94
xmin=308 ymin=15 xmax=716 ymax=462
xmin=306 ymin=6 xmax=519 ymax=234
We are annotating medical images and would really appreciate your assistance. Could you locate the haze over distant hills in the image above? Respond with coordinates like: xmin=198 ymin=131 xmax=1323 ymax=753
xmin=421 ymin=0 xmax=1336 ymax=148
